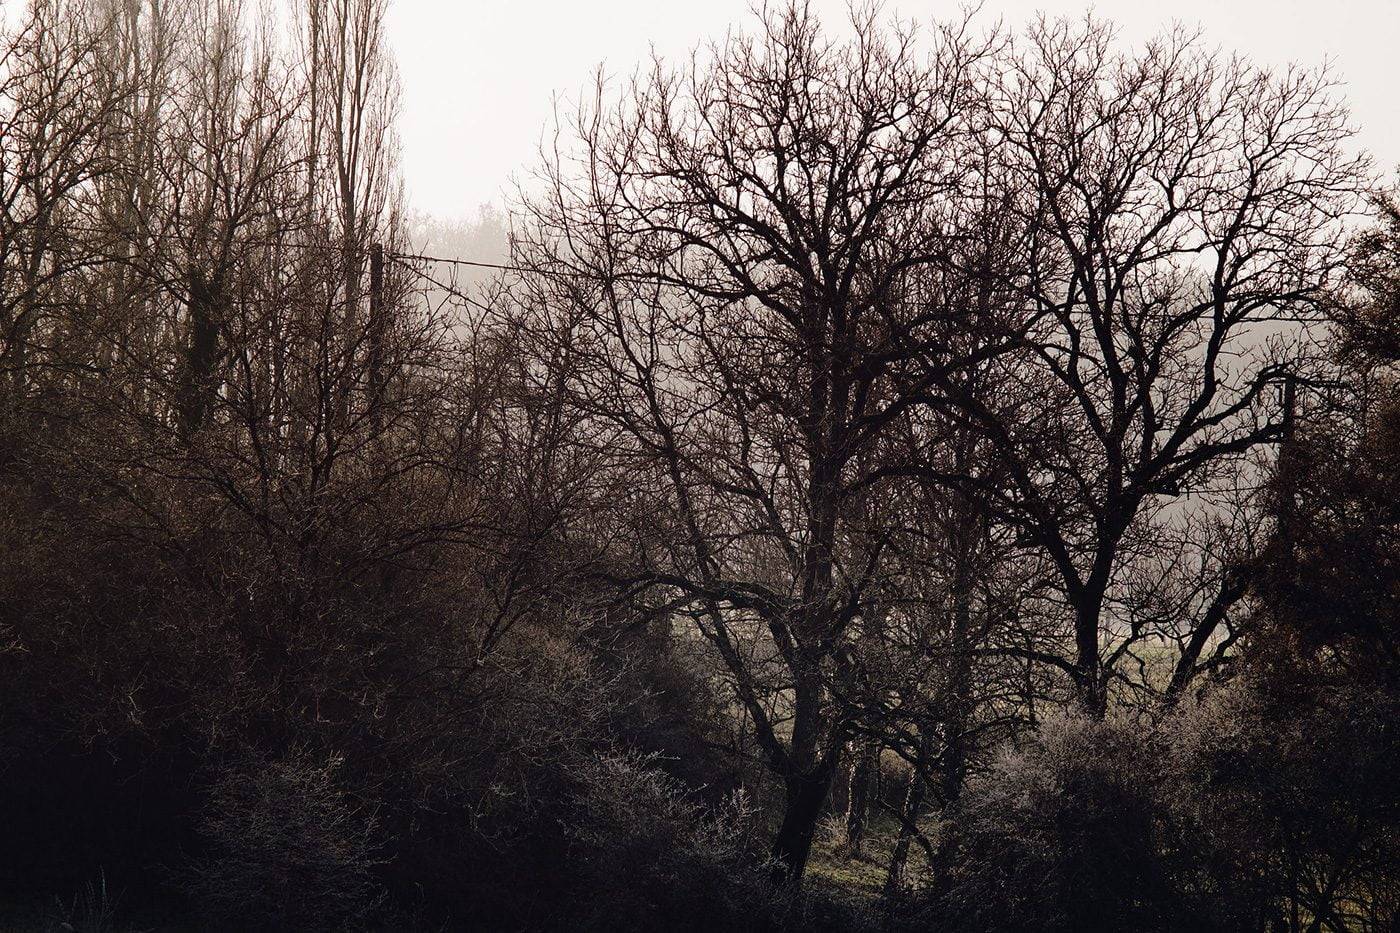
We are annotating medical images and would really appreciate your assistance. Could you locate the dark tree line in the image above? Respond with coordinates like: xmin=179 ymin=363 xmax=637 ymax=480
xmin=0 ymin=2 xmax=1395 ymax=931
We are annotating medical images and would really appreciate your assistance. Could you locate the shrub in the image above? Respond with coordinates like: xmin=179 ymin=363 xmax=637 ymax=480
xmin=911 ymin=710 xmax=1168 ymax=932
xmin=184 ymin=750 xmax=385 ymax=930
xmin=559 ymin=751 xmax=778 ymax=931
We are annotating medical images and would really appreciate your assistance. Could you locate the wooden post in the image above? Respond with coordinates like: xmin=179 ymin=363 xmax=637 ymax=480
xmin=367 ymin=243 xmax=385 ymax=429
xmin=1280 ymin=374 xmax=1297 ymax=549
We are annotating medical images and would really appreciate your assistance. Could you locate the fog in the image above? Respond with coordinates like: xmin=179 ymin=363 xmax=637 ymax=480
xmin=387 ymin=0 xmax=1400 ymax=220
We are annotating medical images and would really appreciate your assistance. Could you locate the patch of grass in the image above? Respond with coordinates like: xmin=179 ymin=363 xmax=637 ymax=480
xmin=807 ymin=847 xmax=891 ymax=897
xmin=805 ymin=812 xmax=904 ymax=902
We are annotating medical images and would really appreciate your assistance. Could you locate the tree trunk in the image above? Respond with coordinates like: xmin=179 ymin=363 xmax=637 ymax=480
xmin=882 ymin=765 xmax=926 ymax=899
xmin=177 ymin=270 xmax=221 ymax=434
xmin=1074 ymin=599 xmax=1107 ymax=718
xmin=771 ymin=762 xmax=836 ymax=881
xmin=844 ymin=739 xmax=875 ymax=855
xmin=943 ymin=526 xmax=975 ymax=806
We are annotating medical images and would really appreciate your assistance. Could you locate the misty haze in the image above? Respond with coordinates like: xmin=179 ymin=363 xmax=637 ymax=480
xmin=0 ymin=0 xmax=1397 ymax=930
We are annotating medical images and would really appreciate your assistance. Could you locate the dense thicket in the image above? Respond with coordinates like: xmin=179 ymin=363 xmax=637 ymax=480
xmin=0 ymin=2 xmax=1395 ymax=930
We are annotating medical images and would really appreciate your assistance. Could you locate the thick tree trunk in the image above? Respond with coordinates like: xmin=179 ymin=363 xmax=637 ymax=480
xmin=1074 ymin=599 xmax=1107 ymax=718
xmin=177 ymin=270 xmax=221 ymax=435
xmin=771 ymin=762 xmax=837 ymax=880
xmin=767 ymin=664 xmax=839 ymax=883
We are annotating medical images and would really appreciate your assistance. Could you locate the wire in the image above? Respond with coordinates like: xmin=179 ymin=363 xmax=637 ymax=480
xmin=10 ymin=219 xmax=1350 ymax=327
xmin=386 ymin=253 xmax=499 ymax=316
xmin=388 ymin=249 xmax=526 ymax=274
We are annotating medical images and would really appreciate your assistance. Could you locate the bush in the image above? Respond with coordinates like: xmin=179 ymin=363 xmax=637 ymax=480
xmin=905 ymin=679 xmax=1400 ymax=932
xmin=1161 ymin=677 xmax=1400 ymax=931
xmin=909 ymin=710 xmax=1170 ymax=932
xmin=558 ymin=751 xmax=778 ymax=931
xmin=184 ymin=751 xmax=385 ymax=930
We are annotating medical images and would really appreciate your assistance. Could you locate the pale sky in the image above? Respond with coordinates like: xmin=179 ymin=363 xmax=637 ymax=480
xmin=385 ymin=0 xmax=1400 ymax=221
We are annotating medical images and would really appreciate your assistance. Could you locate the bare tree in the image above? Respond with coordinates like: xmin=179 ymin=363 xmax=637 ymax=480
xmin=301 ymin=0 xmax=400 ymax=339
xmin=0 ymin=0 xmax=128 ymax=427
xmin=515 ymin=5 xmax=1014 ymax=879
xmin=908 ymin=18 xmax=1368 ymax=714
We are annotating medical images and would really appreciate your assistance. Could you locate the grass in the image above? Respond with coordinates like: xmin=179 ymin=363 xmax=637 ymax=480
xmin=804 ymin=810 xmax=925 ymax=905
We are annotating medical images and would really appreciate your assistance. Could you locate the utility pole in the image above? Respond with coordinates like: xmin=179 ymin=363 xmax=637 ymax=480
xmin=1277 ymin=373 xmax=1299 ymax=581
xmin=1281 ymin=374 xmax=1296 ymax=526
xmin=367 ymin=242 xmax=385 ymax=431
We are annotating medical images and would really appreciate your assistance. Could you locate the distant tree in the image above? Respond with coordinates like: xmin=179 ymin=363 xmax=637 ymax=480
xmin=0 ymin=0 xmax=128 ymax=430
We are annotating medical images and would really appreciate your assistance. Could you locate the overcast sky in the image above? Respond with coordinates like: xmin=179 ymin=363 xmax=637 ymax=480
xmin=385 ymin=0 xmax=1400 ymax=221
